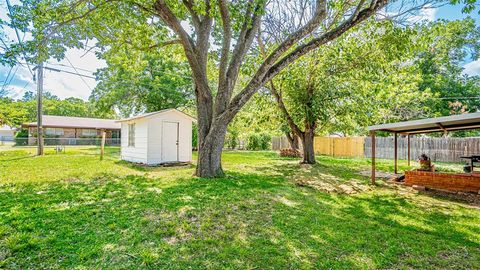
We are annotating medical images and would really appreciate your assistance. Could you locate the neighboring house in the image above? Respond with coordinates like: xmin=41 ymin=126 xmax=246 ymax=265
xmin=0 ymin=125 xmax=16 ymax=141
xmin=22 ymin=115 xmax=121 ymax=145
xmin=118 ymin=109 xmax=195 ymax=165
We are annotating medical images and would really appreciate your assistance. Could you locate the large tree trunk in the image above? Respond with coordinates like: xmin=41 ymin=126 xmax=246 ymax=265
xmin=300 ymin=124 xmax=316 ymax=164
xmin=154 ymin=0 xmax=386 ymax=178
xmin=195 ymin=117 xmax=228 ymax=178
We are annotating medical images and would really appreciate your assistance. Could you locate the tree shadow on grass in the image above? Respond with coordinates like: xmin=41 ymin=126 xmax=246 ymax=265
xmin=114 ymin=160 xmax=196 ymax=172
xmin=1 ymin=167 xmax=479 ymax=269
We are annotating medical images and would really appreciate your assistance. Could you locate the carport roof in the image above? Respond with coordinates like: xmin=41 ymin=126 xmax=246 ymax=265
xmin=367 ymin=112 xmax=480 ymax=134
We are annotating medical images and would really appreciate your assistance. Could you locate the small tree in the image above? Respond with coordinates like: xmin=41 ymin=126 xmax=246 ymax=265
xmin=265 ymin=21 xmax=424 ymax=163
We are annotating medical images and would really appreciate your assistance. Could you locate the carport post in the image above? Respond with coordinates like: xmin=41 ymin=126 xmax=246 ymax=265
xmin=371 ymin=131 xmax=376 ymax=184
xmin=394 ymin=132 xmax=398 ymax=174
xmin=407 ymin=134 xmax=411 ymax=166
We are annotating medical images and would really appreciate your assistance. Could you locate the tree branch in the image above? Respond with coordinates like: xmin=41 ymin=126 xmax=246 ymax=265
xmin=222 ymin=0 xmax=388 ymax=123
xmin=154 ymin=0 xmax=211 ymax=99
xmin=216 ymin=0 xmax=232 ymax=111
xmin=267 ymin=0 xmax=388 ymax=83
xmin=257 ymin=27 xmax=303 ymax=137
xmin=270 ymin=81 xmax=304 ymax=136
xmin=252 ymin=0 xmax=327 ymax=83
xmin=214 ymin=0 xmax=264 ymax=116
xmin=182 ymin=0 xmax=201 ymax=30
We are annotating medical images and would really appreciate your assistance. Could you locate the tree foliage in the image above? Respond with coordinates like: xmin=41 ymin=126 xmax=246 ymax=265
xmin=0 ymin=92 xmax=113 ymax=127
xmin=90 ymin=45 xmax=194 ymax=117
xmin=413 ymin=18 xmax=480 ymax=116
xmin=3 ymin=0 xmax=478 ymax=176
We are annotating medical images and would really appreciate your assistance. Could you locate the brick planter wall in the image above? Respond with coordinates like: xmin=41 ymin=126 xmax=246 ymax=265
xmin=405 ymin=170 xmax=480 ymax=193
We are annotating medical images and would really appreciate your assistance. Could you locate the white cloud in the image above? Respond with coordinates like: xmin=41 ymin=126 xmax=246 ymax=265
xmin=407 ymin=5 xmax=438 ymax=23
xmin=380 ymin=4 xmax=438 ymax=24
xmin=42 ymin=48 xmax=107 ymax=100
xmin=2 ymin=48 xmax=106 ymax=101
xmin=463 ymin=60 xmax=480 ymax=76
xmin=2 ymin=2 xmax=106 ymax=101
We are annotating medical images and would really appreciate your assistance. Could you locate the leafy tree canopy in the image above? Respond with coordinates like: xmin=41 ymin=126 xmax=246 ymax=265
xmin=0 ymin=91 xmax=114 ymax=127
xmin=90 ymin=44 xmax=194 ymax=117
xmin=413 ymin=18 xmax=480 ymax=116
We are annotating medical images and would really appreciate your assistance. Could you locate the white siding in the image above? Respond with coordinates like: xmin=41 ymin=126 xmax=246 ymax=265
xmin=120 ymin=109 xmax=193 ymax=165
xmin=147 ymin=110 xmax=192 ymax=164
xmin=0 ymin=130 xmax=15 ymax=141
xmin=120 ymin=119 xmax=149 ymax=164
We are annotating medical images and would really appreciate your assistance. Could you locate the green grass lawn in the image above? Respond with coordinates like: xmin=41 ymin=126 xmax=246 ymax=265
xmin=0 ymin=147 xmax=479 ymax=269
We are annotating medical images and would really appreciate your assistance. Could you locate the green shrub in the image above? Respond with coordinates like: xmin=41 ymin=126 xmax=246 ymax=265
xmin=14 ymin=129 xmax=28 ymax=146
xmin=246 ymin=133 xmax=261 ymax=150
xmin=226 ymin=130 xmax=238 ymax=149
xmin=192 ymin=124 xmax=198 ymax=150
xmin=259 ymin=133 xmax=271 ymax=150
xmin=246 ymin=133 xmax=271 ymax=151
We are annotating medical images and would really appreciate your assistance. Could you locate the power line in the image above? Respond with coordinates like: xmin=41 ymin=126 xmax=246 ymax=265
xmin=1 ymin=65 xmax=14 ymax=92
xmin=11 ymin=81 xmax=30 ymax=99
xmin=5 ymin=65 xmax=19 ymax=89
xmin=43 ymin=65 xmax=96 ymax=79
xmin=5 ymin=0 xmax=34 ymax=77
xmin=46 ymin=62 xmax=96 ymax=73
xmin=65 ymin=56 xmax=93 ymax=90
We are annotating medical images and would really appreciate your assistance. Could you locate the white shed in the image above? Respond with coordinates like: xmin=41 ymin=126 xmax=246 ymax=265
xmin=117 ymin=109 xmax=195 ymax=165
xmin=0 ymin=125 xmax=16 ymax=141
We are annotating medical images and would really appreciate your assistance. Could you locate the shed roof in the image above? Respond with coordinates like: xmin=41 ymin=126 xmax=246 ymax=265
xmin=368 ymin=112 xmax=480 ymax=134
xmin=117 ymin=109 xmax=196 ymax=123
xmin=24 ymin=115 xmax=121 ymax=130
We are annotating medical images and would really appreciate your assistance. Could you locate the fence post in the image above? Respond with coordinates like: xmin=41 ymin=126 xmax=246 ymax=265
xmin=407 ymin=134 xmax=411 ymax=166
xmin=100 ymin=129 xmax=106 ymax=160
xmin=394 ymin=132 xmax=398 ymax=174
xmin=371 ymin=131 xmax=376 ymax=184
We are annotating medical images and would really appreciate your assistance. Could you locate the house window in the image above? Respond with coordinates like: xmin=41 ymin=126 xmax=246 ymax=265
xmin=128 ymin=124 xmax=135 ymax=147
xmin=81 ymin=129 xmax=97 ymax=137
xmin=45 ymin=128 xmax=64 ymax=136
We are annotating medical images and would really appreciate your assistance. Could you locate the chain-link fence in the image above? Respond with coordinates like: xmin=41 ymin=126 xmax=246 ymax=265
xmin=1 ymin=137 xmax=120 ymax=147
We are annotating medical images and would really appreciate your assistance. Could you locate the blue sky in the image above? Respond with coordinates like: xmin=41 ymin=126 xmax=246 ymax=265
xmin=0 ymin=2 xmax=479 ymax=101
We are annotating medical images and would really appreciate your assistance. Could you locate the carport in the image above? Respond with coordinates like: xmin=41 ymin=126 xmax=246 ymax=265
xmin=368 ymin=112 xmax=480 ymax=184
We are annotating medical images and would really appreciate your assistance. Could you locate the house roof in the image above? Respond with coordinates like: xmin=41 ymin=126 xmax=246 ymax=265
xmin=368 ymin=112 xmax=480 ymax=134
xmin=116 ymin=109 xmax=196 ymax=123
xmin=24 ymin=115 xmax=121 ymax=130
xmin=0 ymin=125 xmax=16 ymax=131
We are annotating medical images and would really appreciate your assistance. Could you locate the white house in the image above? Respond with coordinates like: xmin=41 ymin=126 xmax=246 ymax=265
xmin=117 ymin=109 xmax=195 ymax=165
xmin=0 ymin=125 xmax=16 ymax=141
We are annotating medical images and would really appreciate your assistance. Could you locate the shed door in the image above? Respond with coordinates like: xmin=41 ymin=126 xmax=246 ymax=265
xmin=162 ymin=121 xmax=179 ymax=162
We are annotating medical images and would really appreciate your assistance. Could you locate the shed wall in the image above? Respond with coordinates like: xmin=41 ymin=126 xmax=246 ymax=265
xmin=147 ymin=110 xmax=192 ymax=164
xmin=120 ymin=119 xmax=149 ymax=163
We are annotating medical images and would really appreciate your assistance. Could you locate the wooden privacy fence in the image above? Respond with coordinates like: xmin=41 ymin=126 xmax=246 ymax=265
xmin=271 ymin=136 xmax=364 ymax=158
xmin=365 ymin=136 xmax=480 ymax=162
xmin=314 ymin=137 xmax=364 ymax=157
xmin=271 ymin=136 xmax=294 ymax=151
xmin=272 ymin=136 xmax=480 ymax=162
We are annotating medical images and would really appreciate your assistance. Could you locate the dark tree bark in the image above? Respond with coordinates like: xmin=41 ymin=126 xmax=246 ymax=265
xmin=300 ymin=122 xmax=317 ymax=164
xmin=285 ymin=131 xmax=299 ymax=150
xmin=195 ymin=120 xmax=228 ymax=177
xmin=152 ymin=0 xmax=388 ymax=177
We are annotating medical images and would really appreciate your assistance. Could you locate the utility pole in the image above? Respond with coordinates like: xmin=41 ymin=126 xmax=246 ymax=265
xmin=36 ymin=63 xmax=44 ymax=156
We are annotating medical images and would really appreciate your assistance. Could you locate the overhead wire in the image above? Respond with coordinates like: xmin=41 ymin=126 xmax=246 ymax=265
xmin=64 ymin=56 xmax=93 ymax=91
xmin=46 ymin=62 xmax=96 ymax=73
xmin=5 ymin=0 xmax=34 ymax=77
